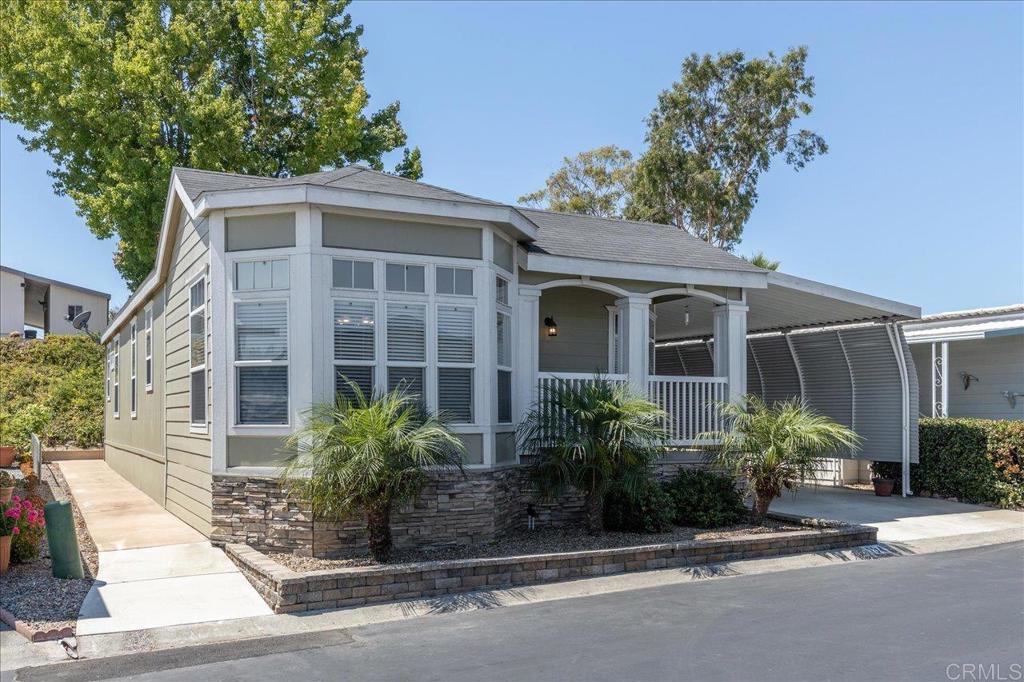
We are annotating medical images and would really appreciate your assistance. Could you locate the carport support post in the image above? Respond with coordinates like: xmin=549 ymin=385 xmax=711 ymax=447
xmin=713 ymin=302 xmax=748 ymax=403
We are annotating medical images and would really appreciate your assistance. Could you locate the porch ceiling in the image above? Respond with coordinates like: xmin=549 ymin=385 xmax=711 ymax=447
xmin=656 ymin=272 xmax=920 ymax=341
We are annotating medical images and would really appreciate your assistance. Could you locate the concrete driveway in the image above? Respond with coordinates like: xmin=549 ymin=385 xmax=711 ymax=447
xmin=59 ymin=461 xmax=271 ymax=636
xmin=770 ymin=484 xmax=1023 ymax=543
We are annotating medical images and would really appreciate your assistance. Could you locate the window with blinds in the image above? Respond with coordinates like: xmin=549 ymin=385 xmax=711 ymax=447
xmin=386 ymin=303 xmax=426 ymax=362
xmin=189 ymin=279 xmax=206 ymax=428
xmin=113 ymin=343 xmax=120 ymax=417
xmin=495 ymin=276 xmax=509 ymax=306
xmin=334 ymin=300 xmax=375 ymax=402
xmin=106 ymin=346 xmax=112 ymax=402
xmin=437 ymin=306 xmax=474 ymax=363
xmin=387 ymin=366 xmax=424 ymax=397
xmin=496 ymin=311 xmax=512 ymax=424
xmin=438 ymin=368 xmax=473 ymax=422
xmin=497 ymin=370 xmax=512 ymax=423
xmin=130 ymin=320 xmax=137 ymax=416
xmin=234 ymin=300 xmax=288 ymax=425
xmin=144 ymin=308 xmax=153 ymax=390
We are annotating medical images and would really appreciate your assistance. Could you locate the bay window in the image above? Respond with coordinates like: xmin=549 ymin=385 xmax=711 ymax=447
xmin=436 ymin=266 xmax=473 ymax=296
xmin=385 ymin=263 xmax=425 ymax=293
xmin=333 ymin=258 xmax=374 ymax=290
xmin=234 ymin=301 xmax=288 ymax=425
xmin=189 ymin=278 xmax=207 ymax=428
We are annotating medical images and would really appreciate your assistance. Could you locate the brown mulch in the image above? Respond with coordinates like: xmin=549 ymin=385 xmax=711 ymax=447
xmin=0 ymin=464 xmax=97 ymax=636
xmin=270 ymin=520 xmax=805 ymax=573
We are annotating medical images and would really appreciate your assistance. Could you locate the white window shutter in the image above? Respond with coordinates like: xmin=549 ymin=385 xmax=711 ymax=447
xmin=334 ymin=301 xmax=375 ymax=361
xmin=235 ymin=302 xmax=288 ymax=361
xmin=386 ymin=303 xmax=426 ymax=362
xmin=437 ymin=306 xmax=474 ymax=363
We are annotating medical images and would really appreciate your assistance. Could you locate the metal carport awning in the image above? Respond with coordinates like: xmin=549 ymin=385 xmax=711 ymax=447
xmin=653 ymin=272 xmax=922 ymax=496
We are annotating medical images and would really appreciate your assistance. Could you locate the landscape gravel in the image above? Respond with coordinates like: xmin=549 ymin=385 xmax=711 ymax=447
xmin=0 ymin=464 xmax=97 ymax=635
xmin=270 ymin=520 xmax=806 ymax=573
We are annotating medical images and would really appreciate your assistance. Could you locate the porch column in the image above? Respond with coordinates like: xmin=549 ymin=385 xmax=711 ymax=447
xmin=616 ymin=296 xmax=651 ymax=391
xmin=515 ymin=287 xmax=541 ymax=423
xmin=713 ymin=302 xmax=748 ymax=403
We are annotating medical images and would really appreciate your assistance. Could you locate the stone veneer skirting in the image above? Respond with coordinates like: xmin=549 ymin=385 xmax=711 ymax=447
xmin=212 ymin=466 xmax=604 ymax=558
xmin=226 ymin=521 xmax=877 ymax=613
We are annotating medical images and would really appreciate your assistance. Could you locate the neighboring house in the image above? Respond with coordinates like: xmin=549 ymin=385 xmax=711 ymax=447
xmin=0 ymin=265 xmax=110 ymax=337
xmin=903 ymin=305 xmax=1024 ymax=420
xmin=99 ymin=166 xmax=921 ymax=548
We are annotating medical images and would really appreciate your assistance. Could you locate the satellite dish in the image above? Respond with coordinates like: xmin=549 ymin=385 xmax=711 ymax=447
xmin=72 ymin=310 xmax=92 ymax=330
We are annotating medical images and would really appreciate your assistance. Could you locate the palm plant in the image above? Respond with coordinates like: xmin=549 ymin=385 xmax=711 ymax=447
xmin=519 ymin=378 xmax=667 ymax=533
xmin=280 ymin=384 xmax=464 ymax=562
xmin=699 ymin=396 xmax=860 ymax=524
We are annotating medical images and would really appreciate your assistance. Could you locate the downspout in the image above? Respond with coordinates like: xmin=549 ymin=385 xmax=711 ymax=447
xmin=885 ymin=323 xmax=912 ymax=498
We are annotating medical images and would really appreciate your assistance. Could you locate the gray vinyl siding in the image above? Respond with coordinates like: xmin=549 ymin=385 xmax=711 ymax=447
xmin=911 ymin=335 xmax=1024 ymax=420
xmin=162 ymin=211 xmax=213 ymax=534
xmin=537 ymin=287 xmax=614 ymax=374
xmin=104 ymin=294 xmax=167 ymax=504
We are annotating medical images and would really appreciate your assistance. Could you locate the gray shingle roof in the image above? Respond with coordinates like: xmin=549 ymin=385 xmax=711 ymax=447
xmin=174 ymin=166 xmax=763 ymax=274
xmin=519 ymin=208 xmax=764 ymax=273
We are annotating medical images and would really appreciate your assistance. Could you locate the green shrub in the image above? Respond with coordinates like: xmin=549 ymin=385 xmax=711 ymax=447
xmin=874 ymin=418 xmax=1024 ymax=508
xmin=664 ymin=469 xmax=748 ymax=528
xmin=0 ymin=336 xmax=104 ymax=449
xmin=603 ymin=479 xmax=675 ymax=533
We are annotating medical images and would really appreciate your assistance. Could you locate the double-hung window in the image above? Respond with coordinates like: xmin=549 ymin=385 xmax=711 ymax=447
xmin=144 ymin=308 xmax=153 ymax=391
xmin=334 ymin=300 xmax=376 ymax=401
xmin=129 ymin=320 xmax=138 ymax=417
xmin=234 ymin=300 xmax=288 ymax=425
xmin=385 ymin=302 xmax=426 ymax=398
xmin=113 ymin=341 xmax=120 ymax=418
xmin=496 ymin=276 xmax=512 ymax=423
xmin=189 ymin=278 xmax=207 ymax=429
xmin=436 ymin=304 xmax=475 ymax=423
xmin=106 ymin=345 xmax=113 ymax=402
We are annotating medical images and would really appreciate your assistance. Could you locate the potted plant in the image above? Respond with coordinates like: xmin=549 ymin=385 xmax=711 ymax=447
xmin=871 ymin=476 xmax=895 ymax=497
xmin=0 ymin=471 xmax=14 ymax=503
xmin=18 ymin=452 xmax=33 ymax=477
xmin=0 ymin=497 xmax=17 ymax=574
xmin=9 ymin=495 xmax=46 ymax=565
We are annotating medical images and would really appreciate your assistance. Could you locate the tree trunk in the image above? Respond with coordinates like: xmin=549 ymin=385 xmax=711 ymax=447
xmin=584 ymin=490 xmax=604 ymax=534
xmin=366 ymin=503 xmax=393 ymax=563
xmin=750 ymin=485 xmax=778 ymax=526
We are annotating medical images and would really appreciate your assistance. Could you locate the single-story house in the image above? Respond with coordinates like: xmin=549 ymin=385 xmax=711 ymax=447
xmin=100 ymin=166 xmax=921 ymax=555
xmin=1 ymin=265 xmax=110 ymax=338
xmin=902 ymin=305 xmax=1023 ymax=420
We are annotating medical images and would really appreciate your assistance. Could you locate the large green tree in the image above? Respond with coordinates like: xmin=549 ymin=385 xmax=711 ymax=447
xmin=518 ymin=145 xmax=634 ymax=218
xmin=626 ymin=47 xmax=826 ymax=250
xmin=0 ymin=0 xmax=420 ymax=288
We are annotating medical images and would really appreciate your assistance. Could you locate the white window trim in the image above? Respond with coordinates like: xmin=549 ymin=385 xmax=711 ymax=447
xmin=129 ymin=319 xmax=137 ymax=419
xmin=112 ymin=342 xmax=119 ymax=418
xmin=189 ymin=275 xmax=208 ymax=434
xmin=106 ymin=345 xmax=112 ymax=402
xmin=232 ymin=297 xmax=291 ymax=430
xmin=144 ymin=306 xmax=153 ymax=392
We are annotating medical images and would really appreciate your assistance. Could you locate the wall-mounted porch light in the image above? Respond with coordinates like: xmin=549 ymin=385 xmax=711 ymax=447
xmin=544 ymin=316 xmax=558 ymax=337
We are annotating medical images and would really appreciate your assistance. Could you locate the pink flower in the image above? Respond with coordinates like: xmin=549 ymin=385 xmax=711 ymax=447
xmin=5 ymin=508 xmax=19 ymax=519
xmin=12 ymin=495 xmax=20 ymax=503
xmin=11 ymin=526 xmax=19 ymax=535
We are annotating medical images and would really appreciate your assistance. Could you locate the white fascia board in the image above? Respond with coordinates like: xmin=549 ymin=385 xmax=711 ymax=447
xmin=193 ymin=184 xmax=539 ymax=241
xmin=767 ymin=271 xmax=920 ymax=319
xmin=525 ymin=252 xmax=769 ymax=289
xmin=101 ymin=174 xmax=197 ymax=344
xmin=903 ymin=318 xmax=1024 ymax=344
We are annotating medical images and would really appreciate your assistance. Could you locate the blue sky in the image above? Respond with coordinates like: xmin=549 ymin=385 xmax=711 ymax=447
xmin=1 ymin=1 xmax=1021 ymax=313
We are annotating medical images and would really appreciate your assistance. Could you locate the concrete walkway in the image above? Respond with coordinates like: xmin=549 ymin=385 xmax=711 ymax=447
xmin=770 ymin=484 xmax=1023 ymax=543
xmin=59 ymin=461 xmax=271 ymax=636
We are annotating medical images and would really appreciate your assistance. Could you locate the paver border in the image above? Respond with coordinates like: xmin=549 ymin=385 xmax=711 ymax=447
xmin=227 ymin=516 xmax=877 ymax=613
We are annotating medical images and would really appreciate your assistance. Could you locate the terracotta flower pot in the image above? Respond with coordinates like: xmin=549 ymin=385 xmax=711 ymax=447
xmin=872 ymin=478 xmax=895 ymax=497
xmin=0 ymin=447 xmax=14 ymax=468
xmin=0 ymin=535 xmax=10 ymax=575
xmin=0 ymin=486 xmax=13 ymax=503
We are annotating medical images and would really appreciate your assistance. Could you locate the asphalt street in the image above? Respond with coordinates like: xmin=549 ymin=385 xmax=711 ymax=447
xmin=12 ymin=542 xmax=1024 ymax=682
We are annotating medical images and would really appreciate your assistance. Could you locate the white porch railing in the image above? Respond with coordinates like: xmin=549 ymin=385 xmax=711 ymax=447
xmin=536 ymin=373 xmax=727 ymax=447
xmin=647 ymin=375 xmax=728 ymax=446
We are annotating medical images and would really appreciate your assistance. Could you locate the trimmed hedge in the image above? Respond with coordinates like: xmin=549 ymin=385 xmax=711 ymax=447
xmin=0 ymin=335 xmax=105 ymax=451
xmin=874 ymin=418 xmax=1024 ymax=509
xmin=603 ymin=479 xmax=675 ymax=533
xmin=664 ymin=469 xmax=748 ymax=528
